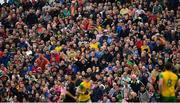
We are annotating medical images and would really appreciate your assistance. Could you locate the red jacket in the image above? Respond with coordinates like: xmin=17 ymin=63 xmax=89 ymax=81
xmin=35 ymin=56 xmax=50 ymax=69
xmin=136 ymin=40 xmax=143 ymax=49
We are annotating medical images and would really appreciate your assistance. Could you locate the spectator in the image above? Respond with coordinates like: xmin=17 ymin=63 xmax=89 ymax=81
xmin=138 ymin=85 xmax=149 ymax=102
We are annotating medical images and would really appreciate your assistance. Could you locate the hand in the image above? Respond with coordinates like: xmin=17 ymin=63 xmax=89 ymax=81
xmin=73 ymin=96 xmax=77 ymax=100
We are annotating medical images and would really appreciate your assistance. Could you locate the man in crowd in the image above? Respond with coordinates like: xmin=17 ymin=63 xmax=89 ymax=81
xmin=77 ymin=74 xmax=92 ymax=102
xmin=159 ymin=62 xmax=180 ymax=102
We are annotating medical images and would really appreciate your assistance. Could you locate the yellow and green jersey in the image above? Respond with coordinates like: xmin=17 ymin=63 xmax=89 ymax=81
xmin=78 ymin=81 xmax=91 ymax=102
xmin=159 ymin=70 xmax=178 ymax=97
xmin=90 ymin=42 xmax=99 ymax=50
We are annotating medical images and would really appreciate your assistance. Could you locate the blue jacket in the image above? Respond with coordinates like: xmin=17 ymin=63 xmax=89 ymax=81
xmin=0 ymin=54 xmax=11 ymax=67
xmin=116 ymin=26 xmax=122 ymax=34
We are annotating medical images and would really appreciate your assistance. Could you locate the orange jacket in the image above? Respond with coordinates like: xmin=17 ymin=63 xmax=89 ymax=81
xmin=35 ymin=56 xmax=50 ymax=69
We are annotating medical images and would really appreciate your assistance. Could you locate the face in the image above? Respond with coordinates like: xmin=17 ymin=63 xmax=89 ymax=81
xmin=111 ymin=97 xmax=116 ymax=102
xmin=103 ymin=96 xmax=108 ymax=101
xmin=140 ymin=86 xmax=145 ymax=91
xmin=159 ymin=60 xmax=163 ymax=65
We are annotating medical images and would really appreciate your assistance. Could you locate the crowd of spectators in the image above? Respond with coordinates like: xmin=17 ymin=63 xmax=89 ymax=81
xmin=0 ymin=0 xmax=180 ymax=102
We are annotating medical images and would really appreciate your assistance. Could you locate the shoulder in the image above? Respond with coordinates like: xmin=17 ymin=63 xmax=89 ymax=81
xmin=172 ymin=72 xmax=178 ymax=79
xmin=159 ymin=72 xmax=164 ymax=79
xmin=80 ymin=81 xmax=85 ymax=85
xmin=79 ymin=81 xmax=85 ymax=88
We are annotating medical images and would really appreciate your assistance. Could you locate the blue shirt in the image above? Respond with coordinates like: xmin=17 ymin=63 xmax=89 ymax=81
xmin=18 ymin=42 xmax=28 ymax=48
xmin=72 ymin=64 xmax=79 ymax=74
xmin=0 ymin=54 xmax=11 ymax=67
xmin=148 ymin=42 xmax=157 ymax=52
xmin=95 ymin=51 xmax=104 ymax=59
xmin=107 ymin=66 xmax=113 ymax=71
xmin=116 ymin=26 xmax=122 ymax=34
xmin=107 ymin=36 xmax=112 ymax=45
xmin=45 ymin=54 xmax=51 ymax=61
